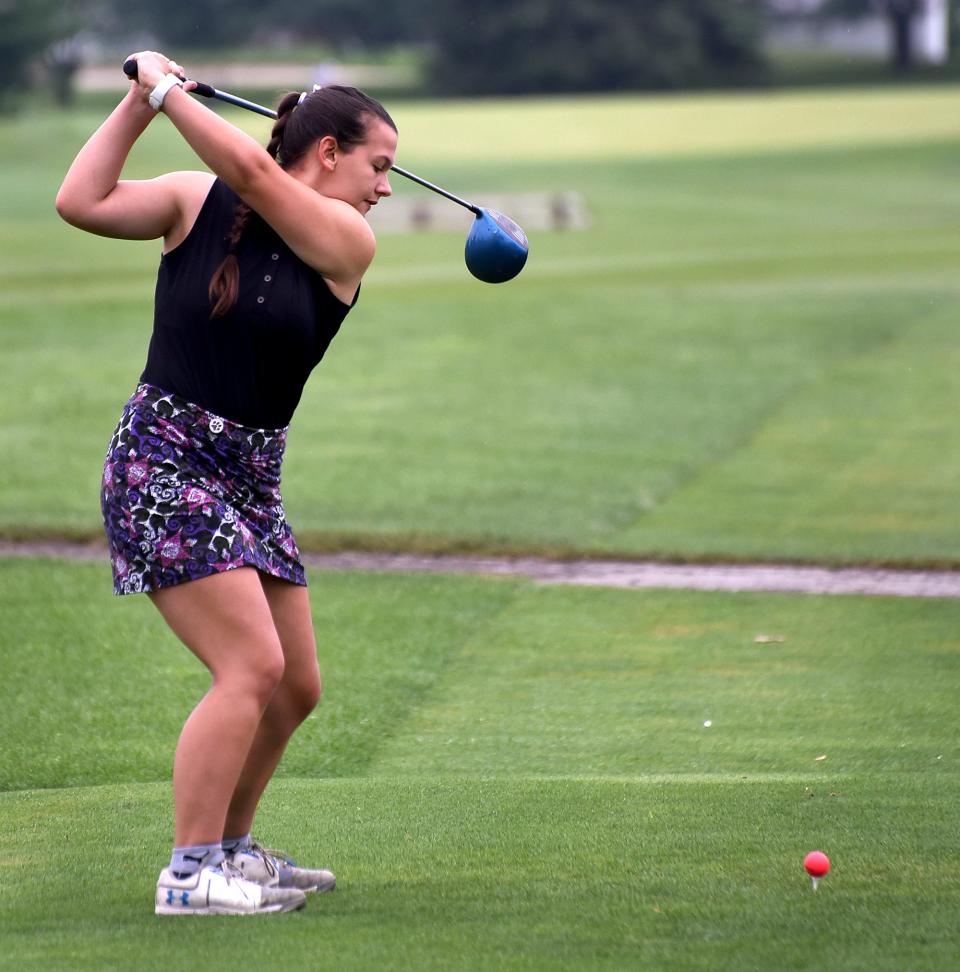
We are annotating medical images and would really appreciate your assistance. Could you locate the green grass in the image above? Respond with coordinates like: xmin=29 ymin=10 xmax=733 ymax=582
xmin=2 ymin=89 xmax=960 ymax=564
xmin=0 ymin=558 xmax=958 ymax=970
xmin=2 ymin=90 xmax=960 ymax=564
xmin=4 ymin=86 xmax=958 ymax=971
xmin=3 ymin=777 xmax=958 ymax=972
xmin=0 ymin=559 xmax=516 ymax=788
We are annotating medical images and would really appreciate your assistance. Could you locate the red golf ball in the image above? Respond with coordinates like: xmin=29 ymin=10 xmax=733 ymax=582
xmin=804 ymin=851 xmax=830 ymax=878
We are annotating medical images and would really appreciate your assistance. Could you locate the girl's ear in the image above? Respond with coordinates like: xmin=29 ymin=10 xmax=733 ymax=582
xmin=317 ymin=135 xmax=338 ymax=171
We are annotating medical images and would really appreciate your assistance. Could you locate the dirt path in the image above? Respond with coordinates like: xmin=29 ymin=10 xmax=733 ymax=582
xmin=2 ymin=540 xmax=959 ymax=599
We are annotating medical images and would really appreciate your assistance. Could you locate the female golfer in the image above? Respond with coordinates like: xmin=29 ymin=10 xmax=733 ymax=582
xmin=56 ymin=51 xmax=397 ymax=915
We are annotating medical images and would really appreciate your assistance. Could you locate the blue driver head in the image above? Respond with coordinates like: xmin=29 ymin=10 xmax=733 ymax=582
xmin=464 ymin=209 xmax=529 ymax=284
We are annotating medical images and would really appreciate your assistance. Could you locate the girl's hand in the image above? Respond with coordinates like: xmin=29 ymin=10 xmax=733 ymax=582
xmin=124 ymin=52 xmax=193 ymax=102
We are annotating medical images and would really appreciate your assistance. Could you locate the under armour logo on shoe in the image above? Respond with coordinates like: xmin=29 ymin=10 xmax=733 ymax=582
xmin=166 ymin=890 xmax=190 ymax=906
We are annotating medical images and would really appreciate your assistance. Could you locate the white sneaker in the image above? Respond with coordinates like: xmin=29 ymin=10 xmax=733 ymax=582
xmin=155 ymin=861 xmax=307 ymax=915
xmin=226 ymin=842 xmax=336 ymax=894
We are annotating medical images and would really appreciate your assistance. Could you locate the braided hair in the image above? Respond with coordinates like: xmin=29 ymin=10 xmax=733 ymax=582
xmin=208 ymin=85 xmax=397 ymax=319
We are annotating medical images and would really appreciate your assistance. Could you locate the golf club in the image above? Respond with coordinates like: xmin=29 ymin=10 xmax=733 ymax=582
xmin=122 ymin=60 xmax=528 ymax=283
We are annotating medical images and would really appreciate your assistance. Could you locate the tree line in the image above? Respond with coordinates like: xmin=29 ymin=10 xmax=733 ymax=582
xmin=1 ymin=0 xmax=954 ymax=108
xmin=2 ymin=0 xmax=766 ymax=106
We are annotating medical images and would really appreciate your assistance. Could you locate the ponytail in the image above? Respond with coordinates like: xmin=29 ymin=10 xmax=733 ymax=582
xmin=207 ymin=85 xmax=396 ymax=318
xmin=207 ymin=202 xmax=250 ymax=319
xmin=207 ymin=94 xmax=298 ymax=318
xmin=267 ymin=92 xmax=302 ymax=164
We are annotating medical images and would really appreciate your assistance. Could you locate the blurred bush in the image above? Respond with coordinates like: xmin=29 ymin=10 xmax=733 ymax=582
xmin=0 ymin=0 xmax=73 ymax=108
xmin=425 ymin=0 xmax=768 ymax=95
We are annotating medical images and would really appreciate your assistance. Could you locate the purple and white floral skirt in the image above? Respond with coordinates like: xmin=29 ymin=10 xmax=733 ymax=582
xmin=101 ymin=383 xmax=306 ymax=595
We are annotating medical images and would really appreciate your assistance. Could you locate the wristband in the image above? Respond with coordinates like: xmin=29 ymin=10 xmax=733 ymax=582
xmin=148 ymin=73 xmax=184 ymax=112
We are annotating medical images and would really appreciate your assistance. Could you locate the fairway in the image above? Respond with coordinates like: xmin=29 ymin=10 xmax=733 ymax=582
xmin=1 ymin=558 xmax=958 ymax=970
xmin=2 ymin=87 xmax=959 ymax=564
xmin=1 ymin=84 xmax=959 ymax=971
xmin=389 ymin=85 xmax=960 ymax=161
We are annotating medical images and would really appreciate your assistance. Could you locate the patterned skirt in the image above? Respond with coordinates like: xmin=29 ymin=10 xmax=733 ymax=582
xmin=101 ymin=383 xmax=306 ymax=595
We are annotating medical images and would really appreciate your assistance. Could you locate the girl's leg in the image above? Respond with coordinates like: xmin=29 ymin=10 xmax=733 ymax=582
xmin=223 ymin=574 xmax=321 ymax=839
xmin=148 ymin=567 xmax=286 ymax=847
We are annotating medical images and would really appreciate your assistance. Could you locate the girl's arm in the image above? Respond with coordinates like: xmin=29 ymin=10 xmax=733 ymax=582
xmin=124 ymin=52 xmax=376 ymax=287
xmin=55 ymin=82 xmax=208 ymax=243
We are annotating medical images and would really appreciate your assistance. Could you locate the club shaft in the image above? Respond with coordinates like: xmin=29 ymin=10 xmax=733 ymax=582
xmin=388 ymin=166 xmax=480 ymax=215
xmin=203 ymin=86 xmax=278 ymax=120
xmin=122 ymin=59 xmax=482 ymax=216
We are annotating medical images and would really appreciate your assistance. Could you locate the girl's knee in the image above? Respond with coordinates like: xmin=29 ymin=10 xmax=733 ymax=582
xmin=257 ymin=647 xmax=287 ymax=700
xmin=222 ymin=638 xmax=286 ymax=704
xmin=290 ymin=666 xmax=322 ymax=723
xmin=272 ymin=660 xmax=321 ymax=728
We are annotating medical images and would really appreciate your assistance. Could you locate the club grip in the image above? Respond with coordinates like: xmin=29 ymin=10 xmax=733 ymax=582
xmin=122 ymin=58 xmax=211 ymax=98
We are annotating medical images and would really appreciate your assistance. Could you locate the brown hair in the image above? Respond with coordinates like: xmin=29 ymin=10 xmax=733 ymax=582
xmin=208 ymin=86 xmax=397 ymax=318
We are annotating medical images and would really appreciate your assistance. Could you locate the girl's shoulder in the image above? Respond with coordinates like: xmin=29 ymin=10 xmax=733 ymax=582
xmin=157 ymin=172 xmax=219 ymax=255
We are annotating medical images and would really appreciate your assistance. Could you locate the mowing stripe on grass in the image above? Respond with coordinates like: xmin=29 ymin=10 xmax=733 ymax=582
xmin=6 ymin=122 xmax=960 ymax=564
xmin=0 ymin=558 xmax=522 ymax=790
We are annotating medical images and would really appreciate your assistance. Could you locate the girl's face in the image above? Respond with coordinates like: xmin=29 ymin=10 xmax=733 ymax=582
xmin=325 ymin=118 xmax=398 ymax=216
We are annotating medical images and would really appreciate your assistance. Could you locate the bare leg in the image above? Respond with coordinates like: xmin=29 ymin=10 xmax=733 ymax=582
xmin=149 ymin=567 xmax=286 ymax=847
xmin=223 ymin=574 xmax=321 ymax=839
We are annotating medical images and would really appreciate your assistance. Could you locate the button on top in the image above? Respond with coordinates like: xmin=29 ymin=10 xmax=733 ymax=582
xmin=271 ymin=253 xmax=279 ymax=260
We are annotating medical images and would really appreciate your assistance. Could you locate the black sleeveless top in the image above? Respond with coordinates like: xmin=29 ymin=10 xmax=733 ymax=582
xmin=140 ymin=178 xmax=357 ymax=428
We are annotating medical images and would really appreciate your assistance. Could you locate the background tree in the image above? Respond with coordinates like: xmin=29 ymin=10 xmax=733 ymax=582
xmin=112 ymin=0 xmax=435 ymax=51
xmin=823 ymin=0 xmax=939 ymax=70
xmin=0 ymin=0 xmax=76 ymax=109
xmin=119 ymin=0 xmax=262 ymax=48
xmin=265 ymin=0 xmax=435 ymax=49
xmin=426 ymin=0 xmax=767 ymax=96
